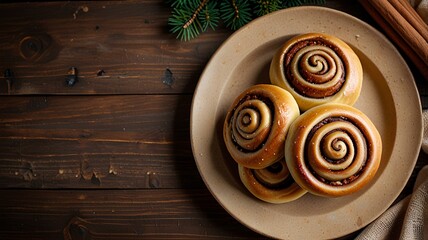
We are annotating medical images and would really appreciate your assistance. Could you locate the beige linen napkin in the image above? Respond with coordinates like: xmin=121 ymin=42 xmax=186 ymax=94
xmin=409 ymin=0 xmax=428 ymax=24
xmin=356 ymin=111 xmax=428 ymax=240
xmin=417 ymin=1 xmax=428 ymax=23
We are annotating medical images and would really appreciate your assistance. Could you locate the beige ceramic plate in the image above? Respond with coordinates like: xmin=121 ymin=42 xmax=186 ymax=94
xmin=190 ymin=6 xmax=422 ymax=239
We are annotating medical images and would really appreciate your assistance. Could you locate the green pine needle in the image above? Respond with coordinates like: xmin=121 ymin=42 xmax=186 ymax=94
xmin=252 ymin=0 xmax=282 ymax=16
xmin=199 ymin=1 xmax=220 ymax=31
xmin=304 ymin=0 xmax=326 ymax=5
xmin=168 ymin=0 xmax=327 ymax=41
xmin=220 ymin=0 xmax=253 ymax=30
xmin=283 ymin=0 xmax=325 ymax=7
xmin=168 ymin=0 xmax=210 ymax=41
xmin=283 ymin=0 xmax=303 ymax=8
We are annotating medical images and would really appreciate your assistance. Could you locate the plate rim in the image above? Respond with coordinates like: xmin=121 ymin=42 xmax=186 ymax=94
xmin=190 ymin=5 xmax=422 ymax=239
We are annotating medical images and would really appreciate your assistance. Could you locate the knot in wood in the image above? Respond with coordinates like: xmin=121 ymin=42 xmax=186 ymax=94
xmin=147 ymin=171 xmax=160 ymax=188
xmin=17 ymin=31 xmax=58 ymax=63
xmin=3 ymin=69 xmax=13 ymax=94
xmin=19 ymin=36 xmax=44 ymax=61
xmin=64 ymin=217 xmax=90 ymax=240
xmin=66 ymin=67 xmax=78 ymax=87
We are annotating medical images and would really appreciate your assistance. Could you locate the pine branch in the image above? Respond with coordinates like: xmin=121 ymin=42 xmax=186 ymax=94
xmin=168 ymin=0 xmax=211 ymax=41
xmin=168 ymin=0 xmax=327 ymax=41
xmin=283 ymin=0 xmax=303 ymax=8
xmin=169 ymin=0 xmax=186 ymax=7
xmin=182 ymin=0 xmax=209 ymax=29
xmin=283 ymin=0 xmax=325 ymax=7
xmin=252 ymin=0 xmax=282 ymax=16
xmin=220 ymin=0 xmax=253 ymax=30
xmin=303 ymin=0 xmax=326 ymax=5
xmin=199 ymin=1 xmax=220 ymax=31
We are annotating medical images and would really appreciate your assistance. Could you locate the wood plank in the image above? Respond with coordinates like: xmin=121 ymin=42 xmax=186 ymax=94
xmin=0 ymin=0 xmax=378 ymax=96
xmin=1 ymin=184 xmax=425 ymax=239
xmin=0 ymin=94 xmax=425 ymax=191
xmin=0 ymin=1 xmax=230 ymax=95
xmin=0 ymin=95 xmax=206 ymax=189
xmin=0 ymin=173 xmax=425 ymax=239
xmin=0 ymin=189 xmax=263 ymax=239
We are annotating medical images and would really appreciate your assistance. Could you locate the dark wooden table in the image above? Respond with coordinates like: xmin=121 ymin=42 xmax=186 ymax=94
xmin=0 ymin=1 xmax=426 ymax=239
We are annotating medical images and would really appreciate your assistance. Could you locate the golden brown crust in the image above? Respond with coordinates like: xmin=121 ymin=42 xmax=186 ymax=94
xmin=270 ymin=33 xmax=363 ymax=111
xmin=223 ymin=84 xmax=300 ymax=169
xmin=285 ymin=103 xmax=382 ymax=197
xmin=238 ymin=160 xmax=307 ymax=203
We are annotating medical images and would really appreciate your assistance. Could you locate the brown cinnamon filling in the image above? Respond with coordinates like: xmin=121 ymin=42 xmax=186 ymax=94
xmin=304 ymin=117 xmax=369 ymax=186
xmin=250 ymin=162 xmax=295 ymax=189
xmin=283 ymin=37 xmax=346 ymax=98
xmin=228 ymin=94 xmax=275 ymax=153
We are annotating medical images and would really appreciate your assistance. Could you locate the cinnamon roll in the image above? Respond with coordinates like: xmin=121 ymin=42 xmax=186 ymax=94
xmin=239 ymin=160 xmax=307 ymax=203
xmin=285 ymin=103 xmax=382 ymax=197
xmin=270 ymin=33 xmax=363 ymax=111
xmin=223 ymin=84 xmax=300 ymax=169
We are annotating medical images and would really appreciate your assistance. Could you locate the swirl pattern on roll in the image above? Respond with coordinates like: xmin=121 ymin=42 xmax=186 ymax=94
xmin=270 ymin=33 xmax=363 ymax=111
xmin=239 ymin=160 xmax=307 ymax=203
xmin=223 ymin=84 xmax=300 ymax=169
xmin=285 ymin=103 xmax=382 ymax=197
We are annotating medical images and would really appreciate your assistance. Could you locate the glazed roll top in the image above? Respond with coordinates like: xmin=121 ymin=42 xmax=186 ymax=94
xmin=285 ymin=103 xmax=382 ymax=197
xmin=223 ymin=84 xmax=300 ymax=169
xmin=270 ymin=33 xmax=363 ymax=111
xmin=239 ymin=160 xmax=307 ymax=203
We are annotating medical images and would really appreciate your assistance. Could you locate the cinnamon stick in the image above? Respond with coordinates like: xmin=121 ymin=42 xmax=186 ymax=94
xmin=368 ymin=0 xmax=428 ymax=65
xmin=360 ymin=0 xmax=428 ymax=80
xmin=388 ymin=0 xmax=428 ymax=43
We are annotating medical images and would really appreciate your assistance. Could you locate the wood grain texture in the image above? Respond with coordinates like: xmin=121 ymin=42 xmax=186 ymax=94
xmin=0 ymin=1 xmax=230 ymax=95
xmin=0 ymin=95 xmax=205 ymax=189
xmin=0 ymin=0 xmax=426 ymax=239
xmin=0 ymin=189 xmax=264 ymax=239
xmin=0 ymin=1 xmax=372 ymax=96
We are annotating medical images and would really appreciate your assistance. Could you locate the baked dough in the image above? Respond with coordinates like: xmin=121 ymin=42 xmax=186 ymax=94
xmin=285 ymin=103 xmax=382 ymax=197
xmin=223 ymin=84 xmax=299 ymax=169
xmin=239 ymin=160 xmax=307 ymax=203
xmin=270 ymin=33 xmax=363 ymax=111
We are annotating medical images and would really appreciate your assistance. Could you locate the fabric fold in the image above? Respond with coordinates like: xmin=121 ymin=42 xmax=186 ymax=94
xmin=356 ymin=110 xmax=428 ymax=239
